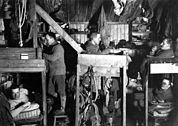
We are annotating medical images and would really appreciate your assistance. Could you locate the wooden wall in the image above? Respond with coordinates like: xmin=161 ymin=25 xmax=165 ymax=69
xmin=69 ymin=22 xmax=129 ymax=44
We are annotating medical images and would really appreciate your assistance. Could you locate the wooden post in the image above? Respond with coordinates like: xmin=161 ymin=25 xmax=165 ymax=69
xmin=16 ymin=73 xmax=20 ymax=85
xmin=42 ymin=71 xmax=47 ymax=126
xmin=123 ymin=66 xmax=127 ymax=126
xmin=33 ymin=16 xmax=38 ymax=48
xmin=145 ymin=79 xmax=148 ymax=126
xmin=75 ymin=64 xmax=80 ymax=126
xmin=29 ymin=0 xmax=38 ymax=48
xmin=35 ymin=4 xmax=84 ymax=54
xmin=129 ymin=22 xmax=132 ymax=42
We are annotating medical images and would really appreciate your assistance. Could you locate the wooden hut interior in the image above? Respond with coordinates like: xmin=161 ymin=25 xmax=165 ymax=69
xmin=0 ymin=0 xmax=178 ymax=126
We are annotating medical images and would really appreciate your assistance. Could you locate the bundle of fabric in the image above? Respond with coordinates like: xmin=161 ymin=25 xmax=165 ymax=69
xmin=152 ymin=107 xmax=172 ymax=117
xmin=149 ymin=102 xmax=173 ymax=117
xmin=14 ymin=103 xmax=41 ymax=120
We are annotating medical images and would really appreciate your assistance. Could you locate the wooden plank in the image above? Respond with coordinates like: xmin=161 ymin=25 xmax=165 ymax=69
xmin=33 ymin=15 xmax=38 ymax=48
xmin=78 ymin=54 xmax=128 ymax=68
xmin=35 ymin=4 xmax=83 ymax=53
xmin=0 ymin=48 xmax=40 ymax=53
xmin=150 ymin=63 xmax=178 ymax=74
xmin=30 ymin=0 xmax=38 ymax=48
xmin=75 ymin=64 xmax=80 ymax=126
xmin=71 ymin=34 xmax=87 ymax=44
xmin=110 ymin=24 xmax=114 ymax=41
xmin=0 ymin=68 xmax=45 ymax=72
xmin=114 ymin=24 xmax=117 ymax=41
xmin=108 ymin=22 xmax=128 ymax=25
xmin=145 ymin=79 xmax=149 ymax=126
xmin=0 ymin=59 xmax=46 ymax=72
xmin=0 ymin=48 xmax=42 ymax=59
xmin=41 ymin=71 xmax=47 ymax=126
xmin=79 ymin=65 xmax=120 ymax=77
xmin=123 ymin=66 xmax=127 ymax=126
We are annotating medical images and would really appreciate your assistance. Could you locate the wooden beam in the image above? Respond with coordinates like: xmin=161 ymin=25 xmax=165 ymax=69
xmin=0 ymin=48 xmax=42 ymax=59
xmin=78 ymin=54 xmax=127 ymax=67
xmin=29 ymin=0 xmax=38 ymax=48
xmin=0 ymin=59 xmax=46 ymax=72
xmin=35 ymin=4 xmax=84 ymax=53
xmin=41 ymin=71 xmax=47 ymax=126
xmin=150 ymin=63 xmax=178 ymax=74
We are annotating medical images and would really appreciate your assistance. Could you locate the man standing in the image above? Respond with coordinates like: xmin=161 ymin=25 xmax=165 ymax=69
xmin=43 ymin=32 xmax=66 ymax=114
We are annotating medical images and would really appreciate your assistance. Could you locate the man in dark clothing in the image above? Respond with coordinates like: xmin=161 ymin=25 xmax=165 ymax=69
xmin=0 ymin=92 xmax=14 ymax=126
xmin=156 ymin=38 xmax=174 ymax=58
xmin=43 ymin=32 xmax=66 ymax=114
xmin=148 ymin=78 xmax=173 ymax=103
xmin=140 ymin=38 xmax=174 ymax=80
xmin=84 ymin=32 xmax=120 ymax=54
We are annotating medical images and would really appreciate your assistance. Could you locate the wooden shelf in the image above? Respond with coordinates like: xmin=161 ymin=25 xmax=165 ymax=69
xmin=0 ymin=59 xmax=45 ymax=72
xmin=132 ymin=31 xmax=151 ymax=36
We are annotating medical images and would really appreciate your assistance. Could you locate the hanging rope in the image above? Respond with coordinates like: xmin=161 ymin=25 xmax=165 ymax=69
xmin=18 ymin=0 xmax=27 ymax=47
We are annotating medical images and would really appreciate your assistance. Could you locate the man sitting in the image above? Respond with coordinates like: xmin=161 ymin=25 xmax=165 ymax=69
xmin=140 ymin=38 xmax=174 ymax=81
xmin=84 ymin=32 xmax=121 ymax=54
xmin=156 ymin=38 xmax=174 ymax=58
xmin=148 ymin=77 xmax=173 ymax=119
xmin=148 ymin=77 xmax=173 ymax=104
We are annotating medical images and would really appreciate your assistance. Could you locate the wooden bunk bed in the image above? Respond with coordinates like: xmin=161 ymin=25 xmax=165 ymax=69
xmin=0 ymin=48 xmax=47 ymax=126
xmin=76 ymin=54 xmax=129 ymax=126
xmin=144 ymin=58 xmax=178 ymax=126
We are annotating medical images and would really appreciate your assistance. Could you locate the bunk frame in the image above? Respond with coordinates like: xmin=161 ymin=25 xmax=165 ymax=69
xmin=0 ymin=48 xmax=47 ymax=126
xmin=76 ymin=54 xmax=129 ymax=126
xmin=145 ymin=58 xmax=178 ymax=126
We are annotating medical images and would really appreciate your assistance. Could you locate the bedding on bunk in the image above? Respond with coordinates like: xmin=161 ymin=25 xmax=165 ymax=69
xmin=14 ymin=103 xmax=41 ymax=120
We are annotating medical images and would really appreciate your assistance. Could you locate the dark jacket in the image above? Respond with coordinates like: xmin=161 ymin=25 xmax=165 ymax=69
xmin=154 ymin=87 xmax=173 ymax=102
xmin=43 ymin=43 xmax=66 ymax=76
xmin=84 ymin=41 xmax=110 ymax=55
xmin=156 ymin=49 xmax=174 ymax=58
xmin=85 ymin=41 xmax=101 ymax=54
xmin=0 ymin=92 xmax=14 ymax=126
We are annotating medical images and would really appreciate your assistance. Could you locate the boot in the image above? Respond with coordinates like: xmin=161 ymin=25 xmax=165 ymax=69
xmin=54 ymin=96 xmax=66 ymax=115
